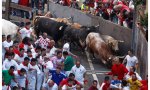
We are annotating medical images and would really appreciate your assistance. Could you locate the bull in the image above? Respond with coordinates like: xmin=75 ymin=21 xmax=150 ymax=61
xmin=101 ymin=35 xmax=124 ymax=54
xmin=33 ymin=16 xmax=69 ymax=44
xmin=85 ymin=32 xmax=120 ymax=68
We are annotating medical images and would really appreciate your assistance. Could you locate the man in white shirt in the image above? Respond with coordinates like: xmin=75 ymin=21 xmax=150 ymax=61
xmin=71 ymin=60 xmax=86 ymax=85
xmin=48 ymin=40 xmax=57 ymax=58
xmin=42 ymin=79 xmax=58 ymax=90
xmin=14 ymin=48 xmax=27 ymax=64
xmin=123 ymin=50 xmax=139 ymax=71
xmin=34 ymin=32 xmax=50 ymax=49
xmin=11 ymin=68 xmax=27 ymax=90
xmin=28 ymin=58 xmax=42 ymax=90
xmin=19 ymin=22 xmax=33 ymax=40
xmin=3 ymin=35 xmax=13 ymax=58
xmin=19 ymin=57 xmax=30 ymax=72
xmin=3 ymin=52 xmax=18 ymax=70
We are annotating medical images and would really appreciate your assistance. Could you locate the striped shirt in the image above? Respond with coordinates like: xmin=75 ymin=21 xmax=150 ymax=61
xmin=35 ymin=36 xmax=50 ymax=49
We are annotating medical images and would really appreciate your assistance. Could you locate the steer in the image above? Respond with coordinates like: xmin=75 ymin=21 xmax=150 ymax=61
xmin=2 ymin=19 xmax=20 ymax=41
xmin=85 ymin=32 xmax=116 ymax=68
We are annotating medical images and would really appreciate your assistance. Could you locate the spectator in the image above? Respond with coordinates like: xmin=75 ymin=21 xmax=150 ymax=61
xmin=123 ymin=50 xmax=139 ymax=71
xmin=62 ymin=78 xmax=78 ymax=90
xmin=3 ymin=35 xmax=13 ymax=56
xmin=12 ymin=40 xmax=20 ymax=55
xmin=35 ymin=32 xmax=50 ymax=49
xmin=11 ymin=68 xmax=27 ymax=90
xmin=125 ymin=66 xmax=142 ymax=81
xmin=121 ymin=80 xmax=130 ymax=90
xmin=3 ymin=52 xmax=19 ymax=70
xmin=88 ymin=80 xmax=98 ymax=90
xmin=107 ymin=57 xmax=128 ymax=80
xmin=110 ymin=75 xmax=122 ymax=89
xmin=42 ymin=79 xmax=58 ymax=90
xmin=28 ymin=58 xmax=41 ymax=90
xmin=59 ymin=73 xmax=82 ymax=89
xmin=26 ymin=49 xmax=36 ymax=59
xmin=49 ymin=66 xmax=67 ymax=85
xmin=19 ymin=22 xmax=33 ymax=40
xmin=100 ymin=76 xmax=110 ymax=90
xmin=127 ymin=73 xmax=142 ymax=90
xmin=14 ymin=48 xmax=27 ymax=64
xmin=71 ymin=60 xmax=87 ymax=85
xmin=2 ymin=66 xmax=15 ymax=89
xmin=19 ymin=57 xmax=30 ymax=72
xmin=63 ymin=51 xmax=75 ymax=77
xmin=51 ymin=50 xmax=64 ymax=69
xmin=2 ymin=35 xmax=6 ymax=61
xmin=47 ymin=40 xmax=57 ymax=58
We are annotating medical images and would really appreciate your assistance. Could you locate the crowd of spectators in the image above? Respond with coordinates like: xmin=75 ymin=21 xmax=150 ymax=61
xmin=2 ymin=22 xmax=148 ymax=90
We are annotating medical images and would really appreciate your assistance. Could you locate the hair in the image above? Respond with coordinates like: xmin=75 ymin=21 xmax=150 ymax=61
xmin=35 ymin=45 xmax=42 ymax=50
xmin=114 ymin=74 xmax=118 ymax=77
xmin=19 ymin=48 xmax=24 ymax=51
xmin=24 ymin=57 xmax=30 ymax=61
xmin=104 ymin=76 xmax=110 ymax=81
xmin=69 ymin=73 xmax=75 ymax=77
xmin=31 ymin=58 xmax=37 ymax=62
xmin=9 ymin=46 xmax=13 ymax=49
xmin=2 ymin=35 xmax=5 ymax=38
xmin=41 ymin=48 xmax=46 ymax=52
xmin=56 ymin=50 xmax=62 ymax=55
xmin=26 ymin=22 xmax=31 ymax=26
xmin=122 ymin=80 xmax=128 ymax=86
xmin=131 ymin=66 xmax=136 ymax=72
xmin=7 ymin=35 xmax=11 ymax=39
xmin=27 ymin=49 xmax=32 ymax=53
xmin=22 ymin=37 xmax=30 ymax=44
xmin=20 ymin=68 xmax=26 ymax=73
xmin=9 ymin=66 xmax=15 ymax=70
xmin=13 ymin=40 xmax=19 ymax=44
xmin=93 ymin=80 xmax=98 ymax=83
xmin=63 ymin=51 xmax=68 ymax=55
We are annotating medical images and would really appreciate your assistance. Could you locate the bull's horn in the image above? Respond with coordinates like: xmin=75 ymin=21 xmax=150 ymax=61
xmin=67 ymin=17 xmax=72 ymax=20
xmin=95 ymin=25 xmax=99 ymax=27
xmin=118 ymin=40 xmax=124 ymax=42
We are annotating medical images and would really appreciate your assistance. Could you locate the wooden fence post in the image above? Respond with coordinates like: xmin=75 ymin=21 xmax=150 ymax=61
xmin=5 ymin=0 xmax=10 ymax=20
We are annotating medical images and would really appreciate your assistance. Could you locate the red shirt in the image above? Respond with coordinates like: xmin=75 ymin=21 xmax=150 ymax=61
xmin=101 ymin=81 xmax=110 ymax=90
xmin=13 ymin=48 xmax=20 ymax=55
xmin=140 ymin=80 xmax=148 ymax=90
xmin=88 ymin=86 xmax=98 ymax=90
xmin=59 ymin=78 xmax=80 ymax=87
xmin=18 ymin=0 xmax=29 ymax=6
xmin=108 ymin=64 xmax=128 ymax=80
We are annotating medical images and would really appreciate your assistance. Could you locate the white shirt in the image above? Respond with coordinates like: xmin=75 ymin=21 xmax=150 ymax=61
xmin=14 ymin=53 xmax=27 ymax=64
xmin=3 ymin=40 xmax=13 ymax=54
xmin=11 ymin=0 xmax=19 ymax=3
xmin=125 ymin=55 xmax=138 ymax=70
xmin=28 ymin=63 xmax=41 ymax=74
xmin=71 ymin=65 xmax=86 ymax=83
xmin=48 ymin=46 xmax=57 ymax=58
xmin=19 ymin=27 xmax=33 ymax=39
xmin=43 ymin=83 xmax=58 ymax=90
xmin=3 ymin=59 xmax=19 ymax=70
xmin=122 ymin=86 xmax=130 ymax=90
xmin=11 ymin=71 xmax=26 ymax=88
xmin=62 ymin=85 xmax=77 ymax=90
xmin=63 ymin=43 xmax=70 ymax=52
xmin=19 ymin=63 xmax=29 ymax=72
xmin=23 ymin=44 xmax=34 ymax=52
xmin=35 ymin=36 xmax=50 ymax=49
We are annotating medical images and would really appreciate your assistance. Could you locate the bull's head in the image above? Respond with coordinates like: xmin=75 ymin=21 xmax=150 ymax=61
xmin=108 ymin=40 xmax=124 ymax=52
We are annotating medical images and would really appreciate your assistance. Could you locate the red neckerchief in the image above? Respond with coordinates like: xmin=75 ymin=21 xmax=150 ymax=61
xmin=13 ymin=48 xmax=20 ymax=55
xmin=30 ymin=62 xmax=35 ymax=66
xmin=28 ymin=55 xmax=32 ymax=57
xmin=25 ymin=26 xmax=30 ymax=30
xmin=22 ymin=62 xmax=28 ymax=66
xmin=129 ymin=72 xmax=134 ymax=76
xmin=17 ymin=70 xmax=21 ymax=76
xmin=9 ymin=71 xmax=14 ymax=76
xmin=19 ymin=43 xmax=24 ymax=49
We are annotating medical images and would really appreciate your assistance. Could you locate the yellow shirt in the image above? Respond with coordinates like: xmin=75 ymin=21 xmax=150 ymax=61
xmin=127 ymin=78 xmax=142 ymax=90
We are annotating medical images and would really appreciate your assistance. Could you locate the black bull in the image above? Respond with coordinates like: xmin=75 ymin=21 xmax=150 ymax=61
xmin=33 ymin=17 xmax=99 ymax=49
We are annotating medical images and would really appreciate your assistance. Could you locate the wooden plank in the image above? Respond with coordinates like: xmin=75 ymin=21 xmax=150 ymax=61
xmin=2 ymin=14 xmax=5 ymax=18
xmin=10 ymin=3 xmax=32 ymax=11
xmin=10 ymin=15 xmax=31 ymax=22
xmin=5 ymin=0 xmax=10 ymax=20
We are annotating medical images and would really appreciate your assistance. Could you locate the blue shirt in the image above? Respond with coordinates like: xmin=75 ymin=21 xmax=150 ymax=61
xmin=111 ymin=80 xmax=121 ymax=85
xmin=50 ymin=70 xmax=66 ymax=85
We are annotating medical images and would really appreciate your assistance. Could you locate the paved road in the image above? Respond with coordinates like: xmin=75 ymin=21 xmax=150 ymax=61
xmin=71 ymin=48 xmax=111 ymax=89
